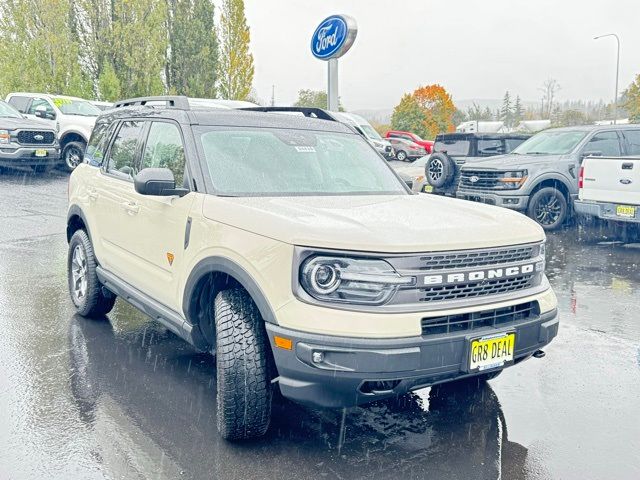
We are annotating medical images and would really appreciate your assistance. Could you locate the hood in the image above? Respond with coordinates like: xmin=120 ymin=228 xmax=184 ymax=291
xmin=0 ymin=116 xmax=55 ymax=131
xmin=462 ymin=153 xmax=563 ymax=169
xmin=396 ymin=165 xmax=426 ymax=178
xmin=202 ymin=194 xmax=544 ymax=253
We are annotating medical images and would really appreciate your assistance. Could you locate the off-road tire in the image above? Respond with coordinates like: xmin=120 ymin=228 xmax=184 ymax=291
xmin=396 ymin=150 xmax=408 ymax=161
xmin=215 ymin=288 xmax=272 ymax=440
xmin=68 ymin=230 xmax=116 ymax=317
xmin=426 ymin=152 xmax=456 ymax=188
xmin=62 ymin=141 xmax=86 ymax=172
xmin=527 ymin=187 xmax=568 ymax=231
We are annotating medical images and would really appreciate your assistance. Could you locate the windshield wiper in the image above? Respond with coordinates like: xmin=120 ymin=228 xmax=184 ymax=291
xmin=525 ymin=151 xmax=550 ymax=155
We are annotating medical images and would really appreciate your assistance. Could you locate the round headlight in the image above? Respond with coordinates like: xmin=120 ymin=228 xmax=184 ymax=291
xmin=309 ymin=263 xmax=341 ymax=294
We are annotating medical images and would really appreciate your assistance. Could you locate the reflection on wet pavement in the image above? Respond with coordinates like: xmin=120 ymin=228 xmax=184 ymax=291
xmin=0 ymin=173 xmax=638 ymax=480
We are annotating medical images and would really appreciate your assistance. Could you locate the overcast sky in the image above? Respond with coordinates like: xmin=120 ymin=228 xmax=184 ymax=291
xmin=242 ymin=0 xmax=640 ymax=111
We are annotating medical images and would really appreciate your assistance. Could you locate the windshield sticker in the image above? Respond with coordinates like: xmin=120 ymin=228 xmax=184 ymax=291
xmin=52 ymin=98 xmax=72 ymax=108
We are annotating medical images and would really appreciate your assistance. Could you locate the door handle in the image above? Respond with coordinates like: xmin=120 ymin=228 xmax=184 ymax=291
xmin=87 ymin=189 xmax=98 ymax=201
xmin=621 ymin=162 xmax=634 ymax=170
xmin=121 ymin=201 xmax=140 ymax=215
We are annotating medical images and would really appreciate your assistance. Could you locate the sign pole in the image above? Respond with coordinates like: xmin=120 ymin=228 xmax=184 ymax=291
xmin=327 ymin=58 xmax=339 ymax=111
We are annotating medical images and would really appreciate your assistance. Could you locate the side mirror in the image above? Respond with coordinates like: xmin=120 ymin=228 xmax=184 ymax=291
xmin=581 ymin=150 xmax=602 ymax=160
xmin=34 ymin=105 xmax=56 ymax=120
xmin=134 ymin=168 xmax=188 ymax=197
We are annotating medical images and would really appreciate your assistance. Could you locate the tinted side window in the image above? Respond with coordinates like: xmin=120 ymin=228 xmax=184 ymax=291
xmin=477 ymin=139 xmax=505 ymax=156
xmin=105 ymin=121 xmax=144 ymax=180
xmin=622 ymin=130 xmax=640 ymax=155
xmin=27 ymin=98 xmax=55 ymax=115
xmin=8 ymin=95 xmax=32 ymax=112
xmin=85 ymin=121 xmax=113 ymax=166
xmin=141 ymin=122 xmax=186 ymax=186
xmin=586 ymin=131 xmax=621 ymax=157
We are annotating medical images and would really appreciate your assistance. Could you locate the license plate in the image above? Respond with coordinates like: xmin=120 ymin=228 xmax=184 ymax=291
xmin=616 ymin=205 xmax=636 ymax=218
xmin=469 ymin=332 xmax=515 ymax=371
xmin=423 ymin=185 xmax=433 ymax=193
xmin=34 ymin=149 xmax=47 ymax=157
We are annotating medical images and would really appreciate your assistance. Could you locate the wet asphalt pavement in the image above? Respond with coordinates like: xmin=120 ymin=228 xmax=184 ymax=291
xmin=0 ymin=170 xmax=638 ymax=480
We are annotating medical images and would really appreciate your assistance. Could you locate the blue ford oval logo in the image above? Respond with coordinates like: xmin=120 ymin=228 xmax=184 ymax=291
xmin=311 ymin=15 xmax=357 ymax=60
xmin=34 ymin=134 xmax=44 ymax=141
xmin=469 ymin=175 xmax=480 ymax=183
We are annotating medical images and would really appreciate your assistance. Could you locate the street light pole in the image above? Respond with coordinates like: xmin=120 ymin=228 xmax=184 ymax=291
xmin=594 ymin=33 xmax=620 ymax=125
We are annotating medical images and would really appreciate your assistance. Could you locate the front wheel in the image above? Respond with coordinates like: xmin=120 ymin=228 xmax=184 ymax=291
xmin=215 ymin=289 xmax=273 ymax=440
xmin=396 ymin=150 xmax=408 ymax=162
xmin=62 ymin=141 xmax=85 ymax=172
xmin=527 ymin=187 xmax=568 ymax=231
xmin=68 ymin=230 xmax=116 ymax=317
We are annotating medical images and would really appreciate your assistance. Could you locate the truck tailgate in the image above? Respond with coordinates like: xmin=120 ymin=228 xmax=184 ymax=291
xmin=580 ymin=156 xmax=640 ymax=205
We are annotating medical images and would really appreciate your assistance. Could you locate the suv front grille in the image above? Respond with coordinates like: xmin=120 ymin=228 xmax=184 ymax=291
xmin=419 ymin=274 xmax=535 ymax=302
xmin=421 ymin=301 xmax=539 ymax=336
xmin=17 ymin=130 xmax=55 ymax=145
xmin=418 ymin=246 xmax=534 ymax=270
xmin=459 ymin=170 xmax=501 ymax=190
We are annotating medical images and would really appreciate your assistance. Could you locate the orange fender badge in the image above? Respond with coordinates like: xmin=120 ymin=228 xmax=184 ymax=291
xmin=166 ymin=252 xmax=174 ymax=266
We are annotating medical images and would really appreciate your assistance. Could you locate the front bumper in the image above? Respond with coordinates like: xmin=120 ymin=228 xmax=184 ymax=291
xmin=0 ymin=145 xmax=60 ymax=167
xmin=456 ymin=189 xmax=529 ymax=210
xmin=575 ymin=200 xmax=640 ymax=223
xmin=267 ymin=308 xmax=558 ymax=408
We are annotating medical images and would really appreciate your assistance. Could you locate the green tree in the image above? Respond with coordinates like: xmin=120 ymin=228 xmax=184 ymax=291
xmin=217 ymin=0 xmax=254 ymax=100
xmin=466 ymin=103 xmax=493 ymax=121
xmin=513 ymin=95 xmax=524 ymax=127
xmin=391 ymin=94 xmax=427 ymax=138
xmin=293 ymin=89 xmax=344 ymax=110
xmin=0 ymin=0 xmax=92 ymax=97
xmin=553 ymin=110 xmax=589 ymax=127
xmin=452 ymin=108 xmax=467 ymax=127
xmin=624 ymin=74 xmax=640 ymax=123
xmin=500 ymin=91 xmax=513 ymax=128
xmin=166 ymin=0 xmax=219 ymax=97
xmin=98 ymin=62 xmax=123 ymax=102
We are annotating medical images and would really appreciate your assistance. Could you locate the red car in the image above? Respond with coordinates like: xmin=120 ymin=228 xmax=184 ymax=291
xmin=385 ymin=130 xmax=434 ymax=154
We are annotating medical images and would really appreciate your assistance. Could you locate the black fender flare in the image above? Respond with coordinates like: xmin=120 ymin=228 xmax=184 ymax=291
xmin=182 ymin=256 xmax=278 ymax=326
xmin=66 ymin=204 xmax=92 ymax=244
xmin=60 ymin=131 xmax=89 ymax=147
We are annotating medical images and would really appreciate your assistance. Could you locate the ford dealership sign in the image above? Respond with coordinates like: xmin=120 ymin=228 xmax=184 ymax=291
xmin=311 ymin=15 xmax=357 ymax=60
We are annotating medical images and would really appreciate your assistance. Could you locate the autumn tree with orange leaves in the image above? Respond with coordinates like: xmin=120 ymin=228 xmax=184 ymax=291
xmin=391 ymin=84 xmax=456 ymax=139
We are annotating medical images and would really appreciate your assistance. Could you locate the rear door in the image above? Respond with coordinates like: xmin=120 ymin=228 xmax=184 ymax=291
xmin=582 ymin=156 xmax=640 ymax=205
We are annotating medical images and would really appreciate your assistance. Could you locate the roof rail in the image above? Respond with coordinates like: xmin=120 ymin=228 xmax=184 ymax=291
xmin=114 ymin=95 xmax=191 ymax=110
xmin=240 ymin=106 xmax=338 ymax=121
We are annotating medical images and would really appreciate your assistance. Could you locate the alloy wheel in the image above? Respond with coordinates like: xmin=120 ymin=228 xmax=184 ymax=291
xmin=65 ymin=146 xmax=83 ymax=170
xmin=534 ymin=193 xmax=562 ymax=226
xmin=428 ymin=158 xmax=444 ymax=182
xmin=71 ymin=245 xmax=88 ymax=303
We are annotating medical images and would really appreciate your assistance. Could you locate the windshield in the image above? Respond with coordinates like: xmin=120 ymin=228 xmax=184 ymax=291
xmin=52 ymin=97 xmax=100 ymax=116
xmin=0 ymin=101 xmax=22 ymax=118
xmin=197 ymin=127 xmax=407 ymax=196
xmin=434 ymin=138 xmax=470 ymax=156
xmin=359 ymin=124 xmax=383 ymax=140
xmin=513 ymin=130 xmax=587 ymax=155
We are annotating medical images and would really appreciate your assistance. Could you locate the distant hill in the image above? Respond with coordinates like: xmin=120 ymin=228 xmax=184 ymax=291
xmin=354 ymin=98 xmax=539 ymax=124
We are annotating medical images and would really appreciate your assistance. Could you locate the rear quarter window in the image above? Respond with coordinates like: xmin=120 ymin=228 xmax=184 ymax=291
xmin=623 ymin=130 xmax=640 ymax=155
xmin=7 ymin=95 xmax=31 ymax=113
xmin=85 ymin=120 xmax=113 ymax=166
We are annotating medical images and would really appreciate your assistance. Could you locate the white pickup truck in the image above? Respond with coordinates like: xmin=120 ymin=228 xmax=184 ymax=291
xmin=575 ymin=156 xmax=640 ymax=224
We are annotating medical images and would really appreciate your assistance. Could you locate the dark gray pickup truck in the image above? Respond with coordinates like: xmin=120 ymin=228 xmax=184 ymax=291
xmin=456 ymin=125 xmax=640 ymax=230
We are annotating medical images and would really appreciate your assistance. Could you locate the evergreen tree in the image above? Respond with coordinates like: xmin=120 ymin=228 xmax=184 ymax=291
xmin=624 ymin=74 xmax=640 ymax=123
xmin=166 ymin=0 xmax=219 ymax=98
xmin=500 ymin=91 xmax=513 ymax=128
xmin=217 ymin=0 xmax=254 ymax=100
xmin=513 ymin=95 xmax=524 ymax=127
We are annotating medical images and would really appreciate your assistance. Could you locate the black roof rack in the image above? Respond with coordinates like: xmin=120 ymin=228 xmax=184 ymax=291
xmin=240 ymin=106 xmax=338 ymax=122
xmin=114 ymin=95 xmax=191 ymax=110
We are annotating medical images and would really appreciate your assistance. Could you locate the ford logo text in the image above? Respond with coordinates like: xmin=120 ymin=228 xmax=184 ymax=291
xmin=310 ymin=15 xmax=357 ymax=60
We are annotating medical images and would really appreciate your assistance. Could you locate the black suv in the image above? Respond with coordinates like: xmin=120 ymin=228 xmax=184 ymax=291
xmin=425 ymin=132 xmax=530 ymax=195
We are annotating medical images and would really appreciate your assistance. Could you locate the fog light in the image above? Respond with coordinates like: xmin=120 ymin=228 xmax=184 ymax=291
xmin=503 ymin=198 xmax=519 ymax=205
xmin=312 ymin=351 xmax=324 ymax=363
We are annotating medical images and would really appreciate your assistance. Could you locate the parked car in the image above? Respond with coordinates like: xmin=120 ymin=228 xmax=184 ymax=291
xmin=456 ymin=125 xmax=640 ymax=230
xmin=574 ymin=155 xmax=640 ymax=225
xmin=385 ymin=130 xmax=434 ymax=153
xmin=331 ymin=111 xmax=395 ymax=160
xmin=387 ymin=137 xmax=427 ymax=161
xmin=0 ymin=100 xmax=59 ymax=173
xmin=395 ymin=155 xmax=429 ymax=192
xmin=67 ymin=96 xmax=557 ymax=440
xmin=425 ymin=132 xmax=530 ymax=195
xmin=6 ymin=92 xmax=101 ymax=171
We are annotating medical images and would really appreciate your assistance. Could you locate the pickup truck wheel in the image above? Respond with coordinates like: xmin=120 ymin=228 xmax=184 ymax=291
xmin=426 ymin=153 xmax=455 ymax=188
xmin=214 ymin=288 xmax=272 ymax=440
xmin=527 ymin=187 xmax=567 ymax=231
xmin=396 ymin=150 xmax=408 ymax=161
xmin=62 ymin=141 xmax=85 ymax=172
xmin=68 ymin=230 xmax=116 ymax=317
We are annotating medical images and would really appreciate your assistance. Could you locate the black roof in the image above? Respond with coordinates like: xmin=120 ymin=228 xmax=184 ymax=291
xmin=97 ymin=96 xmax=354 ymax=134
xmin=435 ymin=132 xmax=531 ymax=140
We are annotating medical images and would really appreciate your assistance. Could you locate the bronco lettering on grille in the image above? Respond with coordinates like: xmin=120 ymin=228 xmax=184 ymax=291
xmin=423 ymin=263 xmax=535 ymax=286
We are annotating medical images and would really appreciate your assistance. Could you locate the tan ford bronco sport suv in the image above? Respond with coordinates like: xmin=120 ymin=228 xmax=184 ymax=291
xmin=66 ymin=97 xmax=558 ymax=440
